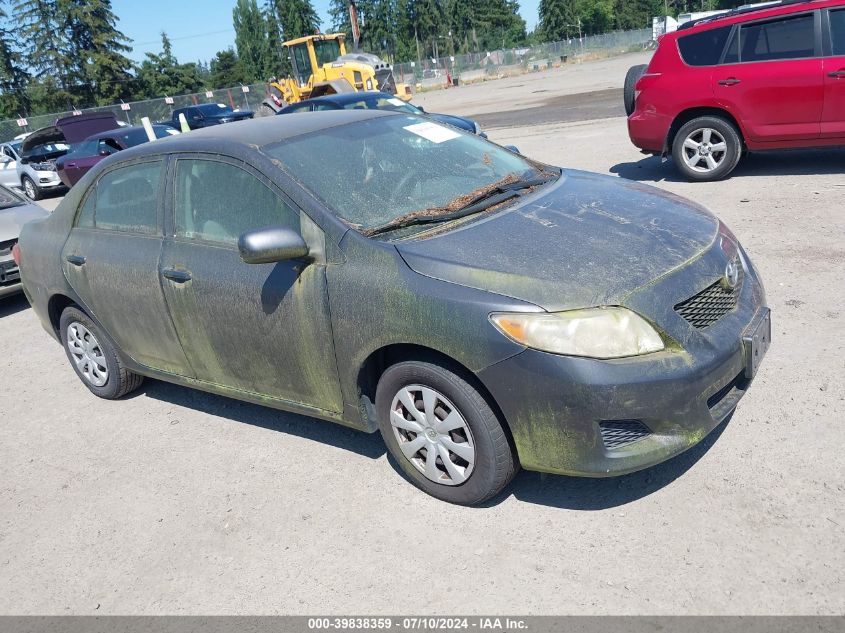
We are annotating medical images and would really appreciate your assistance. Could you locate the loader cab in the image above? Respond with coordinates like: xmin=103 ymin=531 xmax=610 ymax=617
xmin=285 ymin=34 xmax=347 ymax=86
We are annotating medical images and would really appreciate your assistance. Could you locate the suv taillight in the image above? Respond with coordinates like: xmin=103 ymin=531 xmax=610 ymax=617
xmin=11 ymin=242 xmax=21 ymax=266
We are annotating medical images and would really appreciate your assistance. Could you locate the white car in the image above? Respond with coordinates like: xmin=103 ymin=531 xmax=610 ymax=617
xmin=0 ymin=141 xmax=23 ymax=189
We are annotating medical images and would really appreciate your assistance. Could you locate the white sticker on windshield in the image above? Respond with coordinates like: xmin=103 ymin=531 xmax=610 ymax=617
xmin=387 ymin=97 xmax=405 ymax=106
xmin=403 ymin=121 xmax=460 ymax=144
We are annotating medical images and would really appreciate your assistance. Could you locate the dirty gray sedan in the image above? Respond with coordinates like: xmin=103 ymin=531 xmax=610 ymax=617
xmin=18 ymin=111 xmax=770 ymax=505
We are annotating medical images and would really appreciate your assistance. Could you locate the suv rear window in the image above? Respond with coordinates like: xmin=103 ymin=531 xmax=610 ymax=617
xmin=739 ymin=14 xmax=815 ymax=62
xmin=678 ymin=26 xmax=732 ymax=66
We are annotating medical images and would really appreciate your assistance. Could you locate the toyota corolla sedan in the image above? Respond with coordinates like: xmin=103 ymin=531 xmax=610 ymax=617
xmin=17 ymin=111 xmax=770 ymax=505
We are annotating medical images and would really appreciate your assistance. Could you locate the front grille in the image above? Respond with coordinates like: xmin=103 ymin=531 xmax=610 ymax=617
xmin=674 ymin=268 xmax=743 ymax=329
xmin=599 ymin=420 xmax=651 ymax=449
xmin=0 ymin=259 xmax=20 ymax=286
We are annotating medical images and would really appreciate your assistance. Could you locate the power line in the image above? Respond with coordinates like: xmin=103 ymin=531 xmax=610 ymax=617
xmin=133 ymin=28 xmax=235 ymax=47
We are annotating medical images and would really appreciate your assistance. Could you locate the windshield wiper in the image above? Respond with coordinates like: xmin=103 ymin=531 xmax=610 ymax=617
xmin=362 ymin=174 xmax=557 ymax=237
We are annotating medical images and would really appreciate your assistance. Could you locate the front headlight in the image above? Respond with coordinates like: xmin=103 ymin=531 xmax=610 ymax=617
xmin=490 ymin=307 xmax=665 ymax=359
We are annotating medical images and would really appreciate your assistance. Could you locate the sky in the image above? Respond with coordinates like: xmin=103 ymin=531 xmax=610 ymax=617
xmin=112 ymin=0 xmax=541 ymax=64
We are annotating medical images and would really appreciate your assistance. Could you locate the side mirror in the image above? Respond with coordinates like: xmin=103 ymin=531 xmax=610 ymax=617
xmin=98 ymin=149 xmax=112 ymax=157
xmin=238 ymin=226 xmax=309 ymax=264
xmin=417 ymin=105 xmax=426 ymax=113
xmin=504 ymin=145 xmax=521 ymax=154
xmin=0 ymin=154 xmax=11 ymax=164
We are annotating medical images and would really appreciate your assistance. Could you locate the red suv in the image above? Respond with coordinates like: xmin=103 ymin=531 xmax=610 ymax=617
xmin=626 ymin=0 xmax=845 ymax=181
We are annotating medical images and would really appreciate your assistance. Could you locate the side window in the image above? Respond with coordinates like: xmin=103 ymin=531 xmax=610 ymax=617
xmin=740 ymin=14 xmax=816 ymax=62
xmin=174 ymin=159 xmax=299 ymax=245
xmin=678 ymin=26 xmax=732 ymax=66
xmin=74 ymin=161 xmax=161 ymax=233
xmin=831 ymin=9 xmax=845 ymax=55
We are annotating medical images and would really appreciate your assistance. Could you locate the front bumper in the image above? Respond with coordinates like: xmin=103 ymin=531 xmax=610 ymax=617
xmin=478 ymin=243 xmax=768 ymax=477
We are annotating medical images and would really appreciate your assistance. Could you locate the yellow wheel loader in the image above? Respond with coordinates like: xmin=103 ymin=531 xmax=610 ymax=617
xmin=264 ymin=33 xmax=412 ymax=112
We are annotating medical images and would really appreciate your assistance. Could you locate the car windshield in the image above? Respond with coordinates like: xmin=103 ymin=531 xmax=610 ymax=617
xmin=264 ymin=114 xmax=547 ymax=232
xmin=0 ymin=186 xmax=25 ymax=210
xmin=197 ymin=103 xmax=232 ymax=115
xmin=343 ymin=96 xmax=421 ymax=114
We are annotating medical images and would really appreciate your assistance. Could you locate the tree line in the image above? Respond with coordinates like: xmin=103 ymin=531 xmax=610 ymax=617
xmin=0 ymin=0 xmax=747 ymax=120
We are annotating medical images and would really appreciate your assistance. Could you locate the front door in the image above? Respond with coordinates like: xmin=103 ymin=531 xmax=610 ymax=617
xmin=158 ymin=156 xmax=343 ymax=413
xmin=822 ymin=7 xmax=845 ymax=138
xmin=61 ymin=159 xmax=193 ymax=375
xmin=714 ymin=12 xmax=824 ymax=142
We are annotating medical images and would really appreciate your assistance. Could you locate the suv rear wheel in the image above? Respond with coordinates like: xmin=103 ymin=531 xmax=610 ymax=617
xmin=672 ymin=115 xmax=743 ymax=182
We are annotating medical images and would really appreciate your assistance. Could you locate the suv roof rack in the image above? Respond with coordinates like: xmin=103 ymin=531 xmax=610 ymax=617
xmin=676 ymin=0 xmax=817 ymax=31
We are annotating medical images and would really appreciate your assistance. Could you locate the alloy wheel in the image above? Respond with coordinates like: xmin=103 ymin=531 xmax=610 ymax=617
xmin=390 ymin=384 xmax=476 ymax=485
xmin=23 ymin=178 xmax=36 ymax=199
xmin=66 ymin=322 xmax=109 ymax=387
xmin=681 ymin=127 xmax=728 ymax=173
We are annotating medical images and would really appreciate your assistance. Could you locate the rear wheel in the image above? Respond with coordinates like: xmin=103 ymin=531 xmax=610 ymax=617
xmin=376 ymin=360 xmax=517 ymax=505
xmin=623 ymin=64 xmax=647 ymax=116
xmin=21 ymin=175 xmax=41 ymax=200
xmin=60 ymin=306 xmax=143 ymax=399
xmin=672 ymin=115 xmax=743 ymax=182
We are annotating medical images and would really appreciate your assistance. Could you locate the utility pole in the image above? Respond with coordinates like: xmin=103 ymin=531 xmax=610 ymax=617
xmin=348 ymin=0 xmax=361 ymax=51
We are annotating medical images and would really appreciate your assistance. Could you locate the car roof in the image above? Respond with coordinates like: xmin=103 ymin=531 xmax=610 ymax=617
xmin=85 ymin=124 xmax=170 ymax=141
xmin=672 ymin=0 xmax=839 ymax=35
xmin=111 ymin=109 xmax=394 ymax=161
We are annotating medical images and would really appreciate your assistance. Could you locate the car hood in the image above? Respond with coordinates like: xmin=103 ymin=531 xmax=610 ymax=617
xmin=0 ymin=203 xmax=49 ymax=242
xmin=395 ymin=169 xmax=719 ymax=311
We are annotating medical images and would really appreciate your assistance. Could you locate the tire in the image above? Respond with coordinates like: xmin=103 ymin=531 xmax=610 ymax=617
xmin=59 ymin=306 xmax=144 ymax=399
xmin=623 ymin=64 xmax=647 ymax=116
xmin=671 ymin=115 xmax=743 ymax=182
xmin=21 ymin=175 xmax=42 ymax=201
xmin=375 ymin=360 xmax=517 ymax=505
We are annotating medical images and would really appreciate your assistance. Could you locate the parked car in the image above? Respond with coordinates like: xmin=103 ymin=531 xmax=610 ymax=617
xmin=18 ymin=111 xmax=770 ymax=505
xmin=18 ymin=112 xmax=120 ymax=200
xmin=172 ymin=103 xmax=254 ymax=130
xmin=277 ymin=91 xmax=486 ymax=136
xmin=626 ymin=0 xmax=845 ymax=181
xmin=56 ymin=124 xmax=179 ymax=187
xmin=0 ymin=184 xmax=49 ymax=299
xmin=0 ymin=141 xmax=23 ymax=189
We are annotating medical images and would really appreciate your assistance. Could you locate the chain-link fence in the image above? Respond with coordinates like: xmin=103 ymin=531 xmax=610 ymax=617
xmin=0 ymin=27 xmax=652 ymax=143
xmin=395 ymin=28 xmax=651 ymax=89
xmin=0 ymin=82 xmax=270 ymax=144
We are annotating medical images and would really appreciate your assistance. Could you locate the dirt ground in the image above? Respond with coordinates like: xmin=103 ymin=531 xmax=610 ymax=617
xmin=1 ymin=51 xmax=843 ymax=615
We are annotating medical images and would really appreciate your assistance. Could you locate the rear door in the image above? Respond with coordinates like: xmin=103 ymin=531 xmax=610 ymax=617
xmin=0 ymin=145 xmax=18 ymax=187
xmin=822 ymin=6 xmax=845 ymax=137
xmin=61 ymin=158 xmax=194 ymax=375
xmin=714 ymin=12 xmax=824 ymax=142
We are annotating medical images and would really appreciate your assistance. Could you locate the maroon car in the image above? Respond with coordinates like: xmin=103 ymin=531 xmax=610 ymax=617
xmin=56 ymin=125 xmax=179 ymax=187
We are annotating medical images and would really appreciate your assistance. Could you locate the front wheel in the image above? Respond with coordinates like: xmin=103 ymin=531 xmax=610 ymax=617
xmin=375 ymin=360 xmax=517 ymax=505
xmin=671 ymin=116 xmax=743 ymax=182
xmin=21 ymin=175 xmax=41 ymax=200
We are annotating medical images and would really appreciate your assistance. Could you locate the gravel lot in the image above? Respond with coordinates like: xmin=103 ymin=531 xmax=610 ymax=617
xmin=2 ymin=52 xmax=843 ymax=615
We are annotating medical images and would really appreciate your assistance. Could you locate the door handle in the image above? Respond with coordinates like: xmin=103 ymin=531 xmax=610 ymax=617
xmin=65 ymin=254 xmax=86 ymax=266
xmin=161 ymin=268 xmax=192 ymax=283
xmin=718 ymin=78 xmax=741 ymax=86
xmin=828 ymin=70 xmax=845 ymax=78
xmin=66 ymin=162 xmax=77 ymax=168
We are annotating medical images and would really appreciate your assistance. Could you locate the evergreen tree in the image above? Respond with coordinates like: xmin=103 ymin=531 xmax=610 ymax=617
xmin=538 ymin=0 xmax=578 ymax=41
xmin=209 ymin=48 xmax=248 ymax=87
xmin=135 ymin=32 xmax=203 ymax=97
xmin=61 ymin=0 xmax=135 ymax=104
xmin=269 ymin=0 xmax=320 ymax=40
xmin=0 ymin=4 xmax=29 ymax=117
xmin=13 ymin=0 xmax=70 ymax=88
xmin=234 ymin=0 xmax=272 ymax=82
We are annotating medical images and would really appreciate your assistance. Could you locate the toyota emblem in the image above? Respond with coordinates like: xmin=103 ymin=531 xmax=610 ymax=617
xmin=722 ymin=258 xmax=740 ymax=290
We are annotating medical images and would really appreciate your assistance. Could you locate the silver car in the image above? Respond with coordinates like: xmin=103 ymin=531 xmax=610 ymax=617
xmin=16 ymin=141 xmax=67 ymax=201
xmin=0 ymin=184 xmax=48 ymax=298
xmin=0 ymin=141 xmax=23 ymax=189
